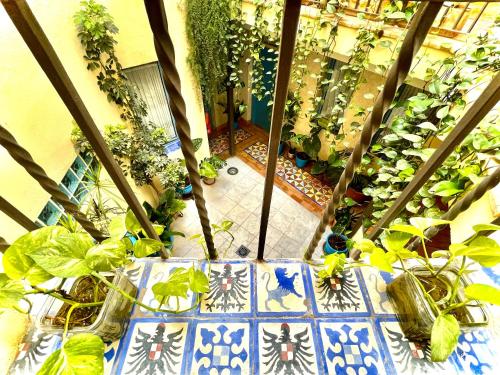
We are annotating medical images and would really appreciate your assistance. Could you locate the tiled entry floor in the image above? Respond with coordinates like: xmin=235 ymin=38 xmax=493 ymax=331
xmin=170 ymin=156 xmax=327 ymax=259
xmin=11 ymin=259 xmax=499 ymax=374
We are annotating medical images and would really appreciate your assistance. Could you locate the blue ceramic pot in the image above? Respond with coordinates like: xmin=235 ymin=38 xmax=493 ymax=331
xmin=233 ymin=121 xmax=239 ymax=129
xmin=324 ymin=233 xmax=349 ymax=255
xmin=278 ymin=142 xmax=284 ymax=156
xmin=182 ymin=184 xmax=192 ymax=195
xmin=295 ymin=152 xmax=309 ymax=168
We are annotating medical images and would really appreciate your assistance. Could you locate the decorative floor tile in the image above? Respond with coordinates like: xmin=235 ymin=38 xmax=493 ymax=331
xmin=104 ymin=340 xmax=121 ymax=374
xmin=454 ymin=330 xmax=498 ymax=374
xmin=308 ymin=266 xmax=370 ymax=316
xmin=10 ymin=330 xmax=61 ymax=375
xmin=256 ymin=261 xmax=309 ymax=316
xmin=123 ymin=262 xmax=147 ymax=289
xmin=200 ymin=261 xmax=253 ymax=316
xmin=187 ymin=321 xmax=251 ymax=374
xmin=256 ymin=320 xmax=319 ymax=375
xmin=359 ymin=267 xmax=397 ymax=316
xmin=318 ymin=319 xmax=385 ymax=375
xmin=137 ymin=261 xmax=197 ymax=316
xmin=376 ymin=318 xmax=457 ymax=374
xmin=209 ymin=128 xmax=253 ymax=155
xmin=244 ymin=141 xmax=333 ymax=208
xmin=116 ymin=319 xmax=190 ymax=374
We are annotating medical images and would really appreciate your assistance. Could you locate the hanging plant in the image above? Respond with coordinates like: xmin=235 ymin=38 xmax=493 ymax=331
xmin=363 ymin=29 xmax=499 ymax=226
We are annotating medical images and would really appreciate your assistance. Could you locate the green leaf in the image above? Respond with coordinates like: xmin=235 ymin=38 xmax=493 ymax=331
xmin=473 ymin=224 xmax=500 ymax=233
xmin=0 ymin=273 xmax=25 ymax=310
xmin=389 ymin=224 xmax=424 ymax=238
xmin=465 ymin=284 xmax=500 ymax=306
xmin=125 ymin=210 xmax=142 ymax=234
xmin=3 ymin=226 xmax=69 ymax=284
xmin=108 ymin=216 xmax=127 ymax=239
xmin=382 ymin=231 xmax=412 ymax=253
xmin=436 ymin=106 xmax=450 ymax=119
xmin=189 ymin=269 xmax=209 ymax=293
xmin=417 ymin=121 xmax=437 ymax=131
xmin=402 ymin=134 xmax=423 ymax=143
xmin=27 ymin=233 xmax=94 ymax=278
xmin=409 ymin=217 xmax=451 ymax=232
xmin=431 ymin=314 xmax=460 ymax=362
xmin=37 ymin=333 xmax=104 ymax=375
xmin=432 ymin=250 xmax=450 ymax=258
xmin=133 ymin=238 xmax=163 ymax=258
xmin=369 ymin=247 xmax=395 ymax=273
xmin=355 ymin=239 xmax=379 ymax=253
xmin=221 ymin=220 xmax=234 ymax=231
xmin=454 ymin=237 xmax=500 ymax=267
xmin=152 ymin=224 xmax=165 ymax=235
xmin=430 ymin=181 xmax=463 ymax=197
xmin=85 ymin=239 xmax=127 ymax=272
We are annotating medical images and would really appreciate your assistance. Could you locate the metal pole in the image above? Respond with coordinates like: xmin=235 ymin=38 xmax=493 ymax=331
xmin=408 ymin=166 xmax=500 ymax=250
xmin=144 ymin=0 xmax=217 ymax=259
xmin=0 ymin=236 xmax=9 ymax=252
xmin=0 ymin=196 xmax=39 ymax=231
xmin=228 ymin=85 xmax=236 ymax=156
xmin=1 ymin=0 xmax=166 ymax=256
xmin=304 ymin=1 xmax=444 ymax=260
xmin=257 ymin=0 xmax=302 ymax=260
xmin=368 ymin=73 xmax=500 ymax=241
xmin=0 ymin=125 xmax=105 ymax=241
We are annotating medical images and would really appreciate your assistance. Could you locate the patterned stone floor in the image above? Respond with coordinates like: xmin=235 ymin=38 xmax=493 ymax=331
xmin=244 ymin=141 xmax=333 ymax=208
xmin=10 ymin=259 xmax=500 ymax=374
xmin=209 ymin=128 xmax=253 ymax=155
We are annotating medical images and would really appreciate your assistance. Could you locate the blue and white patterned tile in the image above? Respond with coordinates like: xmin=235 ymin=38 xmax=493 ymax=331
xmin=187 ymin=320 xmax=251 ymax=374
xmin=199 ymin=261 xmax=253 ymax=316
xmin=256 ymin=261 xmax=310 ymax=316
xmin=104 ymin=340 xmax=121 ymax=374
xmin=136 ymin=261 xmax=197 ymax=316
xmin=307 ymin=266 xmax=370 ymax=316
xmin=317 ymin=318 xmax=386 ymax=375
xmin=256 ymin=320 xmax=320 ymax=375
xmin=9 ymin=330 xmax=61 ymax=375
xmin=122 ymin=262 xmax=147 ymax=289
xmin=454 ymin=330 xmax=499 ymax=375
xmin=115 ymin=319 xmax=190 ymax=374
xmin=359 ymin=267 xmax=397 ymax=316
xmin=375 ymin=318 xmax=457 ymax=375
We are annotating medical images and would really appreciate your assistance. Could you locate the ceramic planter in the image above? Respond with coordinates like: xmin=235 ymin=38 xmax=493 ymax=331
xmin=295 ymin=152 xmax=309 ymax=168
xmin=37 ymin=271 xmax=137 ymax=342
xmin=278 ymin=142 xmax=284 ymax=156
xmin=324 ymin=232 xmax=349 ymax=255
xmin=346 ymin=187 xmax=371 ymax=204
xmin=387 ymin=267 xmax=489 ymax=341
xmin=203 ymin=177 xmax=216 ymax=185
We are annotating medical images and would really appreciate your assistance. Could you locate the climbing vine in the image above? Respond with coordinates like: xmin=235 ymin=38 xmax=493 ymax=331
xmin=73 ymin=0 xmax=177 ymax=191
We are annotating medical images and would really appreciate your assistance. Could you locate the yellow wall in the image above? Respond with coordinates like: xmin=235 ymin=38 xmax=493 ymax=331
xmin=0 ymin=0 xmax=209 ymax=243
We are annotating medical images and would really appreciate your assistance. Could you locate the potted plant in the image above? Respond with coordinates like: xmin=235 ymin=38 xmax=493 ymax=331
xmin=143 ymin=188 xmax=186 ymax=251
xmin=324 ymin=203 xmax=357 ymax=255
xmin=199 ymin=155 xmax=228 ymax=185
xmin=356 ymin=219 xmax=500 ymax=361
xmin=1 ymin=212 xmax=235 ymax=373
xmin=218 ymin=100 xmax=247 ymax=129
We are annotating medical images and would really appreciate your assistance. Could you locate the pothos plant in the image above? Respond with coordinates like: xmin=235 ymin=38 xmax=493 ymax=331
xmin=363 ymin=29 xmax=499 ymax=226
xmin=0 ymin=212 xmax=234 ymax=374
xmin=318 ymin=218 xmax=500 ymax=362
xmin=73 ymin=1 xmax=173 ymax=191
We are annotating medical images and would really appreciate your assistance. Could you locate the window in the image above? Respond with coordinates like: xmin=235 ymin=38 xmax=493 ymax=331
xmin=124 ymin=62 xmax=177 ymax=142
xmin=36 ymin=154 xmax=96 ymax=226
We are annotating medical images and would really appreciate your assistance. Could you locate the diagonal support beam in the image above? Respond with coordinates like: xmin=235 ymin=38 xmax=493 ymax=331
xmin=0 ymin=195 xmax=39 ymax=231
xmin=144 ymin=0 xmax=216 ymax=259
xmin=1 ymin=0 xmax=166 ymax=256
xmin=257 ymin=0 xmax=302 ymax=260
xmin=369 ymin=73 xmax=500 ymax=241
xmin=0 ymin=125 xmax=105 ymax=241
xmin=304 ymin=1 xmax=444 ymax=260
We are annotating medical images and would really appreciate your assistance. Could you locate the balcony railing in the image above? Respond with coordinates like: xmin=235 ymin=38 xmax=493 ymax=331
xmin=303 ymin=0 xmax=496 ymax=37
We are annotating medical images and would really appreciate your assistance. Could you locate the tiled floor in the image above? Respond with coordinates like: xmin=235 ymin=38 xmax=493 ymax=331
xmin=243 ymin=141 xmax=333 ymax=208
xmin=12 ymin=259 xmax=500 ymax=374
xmin=208 ymin=127 xmax=254 ymax=155
xmin=170 ymin=156 xmax=328 ymax=259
